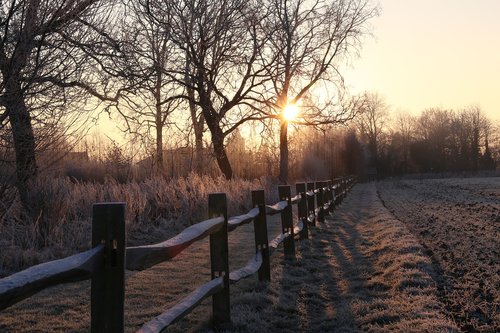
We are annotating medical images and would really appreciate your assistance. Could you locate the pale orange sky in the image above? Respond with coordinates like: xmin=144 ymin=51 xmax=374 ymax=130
xmin=343 ymin=0 xmax=500 ymax=122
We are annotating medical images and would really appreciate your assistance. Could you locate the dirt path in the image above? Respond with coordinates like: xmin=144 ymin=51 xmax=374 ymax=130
xmin=1 ymin=183 xmax=459 ymax=332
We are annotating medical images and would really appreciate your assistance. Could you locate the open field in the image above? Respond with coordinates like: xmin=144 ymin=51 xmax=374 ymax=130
xmin=377 ymin=177 xmax=500 ymax=332
xmin=1 ymin=183 xmax=463 ymax=332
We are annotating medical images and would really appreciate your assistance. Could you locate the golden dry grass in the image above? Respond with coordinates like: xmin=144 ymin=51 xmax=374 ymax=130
xmin=0 ymin=174 xmax=276 ymax=277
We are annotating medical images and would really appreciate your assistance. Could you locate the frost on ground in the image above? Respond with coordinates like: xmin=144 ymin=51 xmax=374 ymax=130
xmin=377 ymin=177 xmax=500 ymax=333
xmin=224 ymin=183 xmax=458 ymax=333
xmin=1 ymin=183 xmax=459 ymax=332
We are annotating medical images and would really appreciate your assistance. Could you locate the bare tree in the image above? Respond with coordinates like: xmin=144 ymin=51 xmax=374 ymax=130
xmin=341 ymin=128 xmax=363 ymax=176
xmin=0 ymin=0 xmax=122 ymax=206
xmin=488 ymin=121 xmax=500 ymax=166
xmin=184 ymin=49 xmax=206 ymax=174
xmin=143 ymin=0 xmax=269 ymax=179
xmin=116 ymin=0 xmax=184 ymax=175
xmin=414 ymin=108 xmax=452 ymax=172
xmin=392 ymin=111 xmax=415 ymax=172
xmin=356 ymin=92 xmax=388 ymax=169
xmin=449 ymin=106 xmax=491 ymax=172
xmin=255 ymin=0 xmax=379 ymax=182
xmin=465 ymin=106 xmax=489 ymax=172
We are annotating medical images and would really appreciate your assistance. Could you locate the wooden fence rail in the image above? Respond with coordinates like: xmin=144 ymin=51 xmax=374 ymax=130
xmin=0 ymin=176 xmax=357 ymax=332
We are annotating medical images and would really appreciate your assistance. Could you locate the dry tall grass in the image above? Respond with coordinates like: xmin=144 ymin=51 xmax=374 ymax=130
xmin=0 ymin=174 xmax=277 ymax=277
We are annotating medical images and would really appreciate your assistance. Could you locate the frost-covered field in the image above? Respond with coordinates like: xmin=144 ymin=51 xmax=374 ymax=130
xmin=377 ymin=177 xmax=500 ymax=332
xmin=1 ymin=179 xmax=497 ymax=332
xmin=1 ymin=183 xmax=461 ymax=333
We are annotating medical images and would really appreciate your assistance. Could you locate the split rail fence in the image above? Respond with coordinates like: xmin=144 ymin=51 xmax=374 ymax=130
xmin=0 ymin=176 xmax=356 ymax=332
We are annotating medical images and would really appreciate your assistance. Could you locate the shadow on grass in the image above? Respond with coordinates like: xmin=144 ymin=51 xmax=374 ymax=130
xmin=269 ymin=200 xmax=380 ymax=332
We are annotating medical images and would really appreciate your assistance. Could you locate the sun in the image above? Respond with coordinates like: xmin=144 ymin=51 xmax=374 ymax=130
xmin=283 ymin=103 xmax=299 ymax=121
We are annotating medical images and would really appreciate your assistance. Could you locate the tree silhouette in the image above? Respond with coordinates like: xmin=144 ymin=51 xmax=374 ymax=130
xmin=0 ymin=0 xmax=122 ymax=207
xmin=255 ymin=0 xmax=379 ymax=183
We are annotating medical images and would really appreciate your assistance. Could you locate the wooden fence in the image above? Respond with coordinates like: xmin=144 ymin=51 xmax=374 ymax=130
xmin=0 ymin=176 xmax=356 ymax=332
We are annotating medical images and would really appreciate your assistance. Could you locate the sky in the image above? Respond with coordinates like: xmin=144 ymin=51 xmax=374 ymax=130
xmin=342 ymin=0 xmax=500 ymax=122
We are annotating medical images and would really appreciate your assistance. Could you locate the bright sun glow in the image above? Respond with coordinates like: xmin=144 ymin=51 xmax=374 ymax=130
xmin=283 ymin=103 xmax=299 ymax=121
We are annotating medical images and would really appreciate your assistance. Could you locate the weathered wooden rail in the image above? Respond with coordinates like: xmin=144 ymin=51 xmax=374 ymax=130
xmin=0 ymin=176 xmax=356 ymax=332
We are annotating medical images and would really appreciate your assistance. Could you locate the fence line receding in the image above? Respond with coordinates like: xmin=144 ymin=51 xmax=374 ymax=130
xmin=0 ymin=176 xmax=356 ymax=333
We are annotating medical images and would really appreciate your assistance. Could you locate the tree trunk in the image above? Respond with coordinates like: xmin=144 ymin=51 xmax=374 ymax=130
xmin=194 ymin=127 xmax=204 ymax=173
xmin=279 ymin=119 xmax=289 ymax=184
xmin=155 ymin=119 xmax=164 ymax=175
xmin=6 ymin=91 xmax=38 ymax=207
xmin=471 ymin=127 xmax=479 ymax=172
xmin=185 ymin=53 xmax=205 ymax=174
xmin=213 ymin=142 xmax=232 ymax=179
xmin=206 ymin=119 xmax=232 ymax=179
xmin=189 ymin=93 xmax=204 ymax=174
xmin=153 ymin=66 xmax=165 ymax=176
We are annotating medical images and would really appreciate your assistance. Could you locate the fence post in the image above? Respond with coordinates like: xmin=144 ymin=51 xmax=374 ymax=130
xmin=91 ymin=202 xmax=126 ymax=333
xmin=326 ymin=180 xmax=333 ymax=214
xmin=315 ymin=181 xmax=325 ymax=223
xmin=252 ymin=190 xmax=270 ymax=282
xmin=278 ymin=185 xmax=295 ymax=257
xmin=334 ymin=178 xmax=341 ymax=206
xmin=338 ymin=178 xmax=342 ymax=201
xmin=208 ymin=193 xmax=230 ymax=327
xmin=307 ymin=182 xmax=316 ymax=226
xmin=295 ymin=183 xmax=308 ymax=240
xmin=322 ymin=181 xmax=328 ymax=218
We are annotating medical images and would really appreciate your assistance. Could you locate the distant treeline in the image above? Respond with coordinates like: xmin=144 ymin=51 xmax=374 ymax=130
xmin=350 ymin=98 xmax=498 ymax=178
xmin=2 ymin=102 xmax=496 ymax=184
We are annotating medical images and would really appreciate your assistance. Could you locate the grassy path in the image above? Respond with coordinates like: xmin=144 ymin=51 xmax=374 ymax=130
xmin=219 ymin=183 xmax=459 ymax=333
xmin=1 ymin=183 xmax=459 ymax=332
